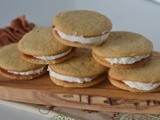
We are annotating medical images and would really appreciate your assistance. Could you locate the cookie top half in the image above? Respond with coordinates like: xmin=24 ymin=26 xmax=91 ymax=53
xmin=18 ymin=27 xmax=71 ymax=56
xmin=0 ymin=43 xmax=43 ymax=71
xmin=53 ymin=10 xmax=112 ymax=37
xmin=109 ymin=52 xmax=160 ymax=83
xmin=50 ymin=48 xmax=106 ymax=78
xmin=92 ymin=31 xmax=153 ymax=58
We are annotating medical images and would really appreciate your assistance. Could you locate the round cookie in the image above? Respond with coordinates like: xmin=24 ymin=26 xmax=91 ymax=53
xmin=108 ymin=52 xmax=160 ymax=92
xmin=48 ymin=48 xmax=107 ymax=88
xmin=0 ymin=43 xmax=47 ymax=80
xmin=92 ymin=31 xmax=153 ymax=68
xmin=53 ymin=10 xmax=112 ymax=48
xmin=18 ymin=27 xmax=74 ymax=64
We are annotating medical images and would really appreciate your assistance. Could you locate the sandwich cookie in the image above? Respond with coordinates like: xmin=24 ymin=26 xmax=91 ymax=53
xmin=108 ymin=52 xmax=160 ymax=92
xmin=18 ymin=27 xmax=74 ymax=64
xmin=92 ymin=31 xmax=153 ymax=68
xmin=0 ymin=43 xmax=47 ymax=80
xmin=48 ymin=48 xmax=107 ymax=88
xmin=53 ymin=10 xmax=112 ymax=48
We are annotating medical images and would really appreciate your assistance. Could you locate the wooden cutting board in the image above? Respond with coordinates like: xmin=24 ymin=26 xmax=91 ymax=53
xmin=0 ymin=73 xmax=159 ymax=114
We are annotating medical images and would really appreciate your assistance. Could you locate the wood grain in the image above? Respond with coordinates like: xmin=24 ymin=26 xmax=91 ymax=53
xmin=0 ymin=73 xmax=160 ymax=114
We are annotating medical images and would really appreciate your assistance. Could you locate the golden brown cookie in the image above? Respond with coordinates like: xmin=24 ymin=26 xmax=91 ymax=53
xmin=0 ymin=43 xmax=47 ymax=80
xmin=53 ymin=10 xmax=112 ymax=48
xmin=108 ymin=52 xmax=160 ymax=92
xmin=48 ymin=48 xmax=107 ymax=88
xmin=18 ymin=27 xmax=74 ymax=64
xmin=92 ymin=31 xmax=153 ymax=68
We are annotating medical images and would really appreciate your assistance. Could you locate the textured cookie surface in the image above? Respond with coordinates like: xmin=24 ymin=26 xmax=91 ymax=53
xmin=109 ymin=52 xmax=160 ymax=83
xmin=92 ymin=31 xmax=153 ymax=58
xmin=0 ymin=43 xmax=43 ymax=71
xmin=50 ymin=48 xmax=107 ymax=78
xmin=53 ymin=10 xmax=112 ymax=36
xmin=18 ymin=27 xmax=71 ymax=56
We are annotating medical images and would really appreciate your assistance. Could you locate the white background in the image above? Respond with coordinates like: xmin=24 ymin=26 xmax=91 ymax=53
xmin=0 ymin=0 xmax=160 ymax=119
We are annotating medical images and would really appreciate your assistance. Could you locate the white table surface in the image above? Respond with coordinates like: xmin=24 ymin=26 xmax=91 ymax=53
xmin=0 ymin=0 xmax=160 ymax=119
xmin=0 ymin=104 xmax=47 ymax=120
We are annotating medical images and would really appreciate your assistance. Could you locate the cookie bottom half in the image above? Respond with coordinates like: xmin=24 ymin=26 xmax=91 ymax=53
xmin=50 ymin=74 xmax=106 ymax=88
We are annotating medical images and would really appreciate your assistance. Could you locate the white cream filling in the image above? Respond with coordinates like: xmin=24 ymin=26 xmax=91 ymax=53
xmin=105 ymin=54 xmax=149 ymax=65
xmin=54 ymin=28 xmax=109 ymax=45
xmin=8 ymin=66 xmax=45 ymax=75
xmin=34 ymin=48 xmax=72 ymax=61
xmin=48 ymin=66 xmax=94 ymax=83
xmin=123 ymin=80 xmax=160 ymax=91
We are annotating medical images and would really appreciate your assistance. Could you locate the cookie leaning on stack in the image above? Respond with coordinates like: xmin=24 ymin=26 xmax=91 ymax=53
xmin=0 ymin=43 xmax=47 ymax=80
xmin=53 ymin=10 xmax=112 ymax=48
xmin=92 ymin=31 xmax=153 ymax=68
xmin=18 ymin=27 xmax=74 ymax=64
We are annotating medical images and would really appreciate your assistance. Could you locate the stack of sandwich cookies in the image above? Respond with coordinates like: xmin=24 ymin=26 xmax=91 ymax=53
xmin=53 ymin=10 xmax=112 ymax=48
xmin=0 ymin=43 xmax=47 ymax=80
xmin=92 ymin=31 xmax=153 ymax=68
xmin=48 ymin=48 xmax=107 ymax=88
xmin=108 ymin=52 xmax=160 ymax=92
xmin=18 ymin=27 xmax=74 ymax=64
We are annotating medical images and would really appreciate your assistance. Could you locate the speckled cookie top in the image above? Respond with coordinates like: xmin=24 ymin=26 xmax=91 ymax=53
xmin=50 ymin=48 xmax=107 ymax=77
xmin=92 ymin=31 xmax=153 ymax=58
xmin=53 ymin=10 xmax=112 ymax=37
xmin=109 ymin=52 xmax=160 ymax=83
xmin=0 ymin=43 xmax=43 ymax=71
xmin=18 ymin=27 xmax=71 ymax=56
